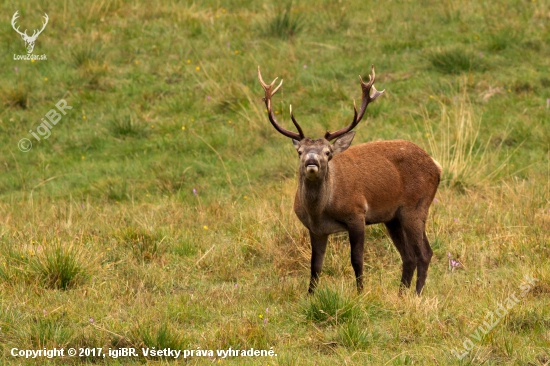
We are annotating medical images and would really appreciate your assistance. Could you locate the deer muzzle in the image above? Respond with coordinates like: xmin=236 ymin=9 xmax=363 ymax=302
xmin=304 ymin=156 xmax=320 ymax=179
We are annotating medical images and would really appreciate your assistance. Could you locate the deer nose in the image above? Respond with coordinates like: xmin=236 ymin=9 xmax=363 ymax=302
xmin=305 ymin=159 xmax=319 ymax=167
xmin=304 ymin=154 xmax=320 ymax=178
xmin=305 ymin=154 xmax=319 ymax=167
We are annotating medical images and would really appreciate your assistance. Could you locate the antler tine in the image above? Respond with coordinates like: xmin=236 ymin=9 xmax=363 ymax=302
xmin=324 ymin=65 xmax=385 ymax=141
xmin=359 ymin=65 xmax=385 ymax=102
xmin=258 ymin=66 xmax=282 ymax=93
xmin=11 ymin=11 xmax=28 ymax=37
xmin=11 ymin=11 xmax=19 ymax=26
xmin=258 ymin=66 xmax=304 ymax=141
xmin=290 ymin=105 xmax=305 ymax=138
xmin=324 ymin=100 xmax=360 ymax=140
xmin=34 ymin=13 xmax=49 ymax=37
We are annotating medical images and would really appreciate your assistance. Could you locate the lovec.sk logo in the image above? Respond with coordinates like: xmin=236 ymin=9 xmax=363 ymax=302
xmin=11 ymin=11 xmax=48 ymax=61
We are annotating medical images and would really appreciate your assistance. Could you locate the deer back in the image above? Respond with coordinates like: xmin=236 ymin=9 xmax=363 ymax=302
xmin=297 ymin=139 xmax=440 ymax=228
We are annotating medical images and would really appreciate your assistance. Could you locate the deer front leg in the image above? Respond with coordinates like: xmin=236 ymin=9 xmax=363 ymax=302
xmin=348 ymin=225 xmax=366 ymax=293
xmin=308 ymin=230 xmax=328 ymax=294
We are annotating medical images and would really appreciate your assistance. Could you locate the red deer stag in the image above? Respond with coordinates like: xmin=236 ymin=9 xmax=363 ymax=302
xmin=258 ymin=65 xmax=441 ymax=295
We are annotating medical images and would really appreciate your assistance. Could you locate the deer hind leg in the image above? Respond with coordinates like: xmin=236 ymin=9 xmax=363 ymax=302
xmin=416 ymin=231 xmax=434 ymax=294
xmin=348 ymin=225 xmax=366 ymax=293
xmin=385 ymin=218 xmax=416 ymax=290
xmin=401 ymin=216 xmax=433 ymax=295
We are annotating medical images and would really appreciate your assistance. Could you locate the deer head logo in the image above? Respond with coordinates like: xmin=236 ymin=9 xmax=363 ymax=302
xmin=11 ymin=11 xmax=49 ymax=54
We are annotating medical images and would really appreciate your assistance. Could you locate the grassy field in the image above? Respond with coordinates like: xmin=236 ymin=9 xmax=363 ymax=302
xmin=0 ymin=0 xmax=549 ymax=364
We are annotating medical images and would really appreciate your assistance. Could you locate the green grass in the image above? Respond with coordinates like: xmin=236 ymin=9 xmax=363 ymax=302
xmin=118 ymin=227 xmax=165 ymax=263
xmin=260 ymin=1 xmax=304 ymax=40
xmin=1 ymin=0 xmax=549 ymax=364
xmin=302 ymin=287 xmax=360 ymax=325
xmin=109 ymin=112 xmax=146 ymax=139
xmin=31 ymin=244 xmax=87 ymax=290
xmin=428 ymin=47 xmax=487 ymax=74
xmin=337 ymin=319 xmax=374 ymax=350
xmin=132 ymin=321 xmax=189 ymax=352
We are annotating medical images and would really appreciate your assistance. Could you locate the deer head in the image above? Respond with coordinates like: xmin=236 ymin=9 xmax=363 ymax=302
xmin=257 ymin=65 xmax=385 ymax=182
xmin=11 ymin=11 xmax=49 ymax=54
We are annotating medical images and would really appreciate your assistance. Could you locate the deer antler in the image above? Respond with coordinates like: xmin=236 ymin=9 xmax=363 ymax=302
xmin=31 ymin=13 xmax=49 ymax=40
xmin=11 ymin=12 xmax=48 ymax=40
xmin=324 ymin=65 xmax=385 ymax=141
xmin=11 ymin=11 xmax=28 ymax=38
xmin=258 ymin=66 xmax=305 ymax=141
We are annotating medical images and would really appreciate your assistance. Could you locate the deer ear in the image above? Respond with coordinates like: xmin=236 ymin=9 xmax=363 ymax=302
xmin=332 ymin=131 xmax=355 ymax=154
xmin=292 ymin=139 xmax=300 ymax=150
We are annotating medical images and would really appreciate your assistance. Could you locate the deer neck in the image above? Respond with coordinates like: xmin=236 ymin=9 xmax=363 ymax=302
xmin=298 ymin=168 xmax=333 ymax=216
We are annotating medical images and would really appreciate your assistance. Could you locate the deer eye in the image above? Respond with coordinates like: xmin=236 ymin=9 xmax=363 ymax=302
xmin=298 ymin=151 xmax=303 ymax=156
xmin=325 ymin=151 xmax=330 ymax=156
